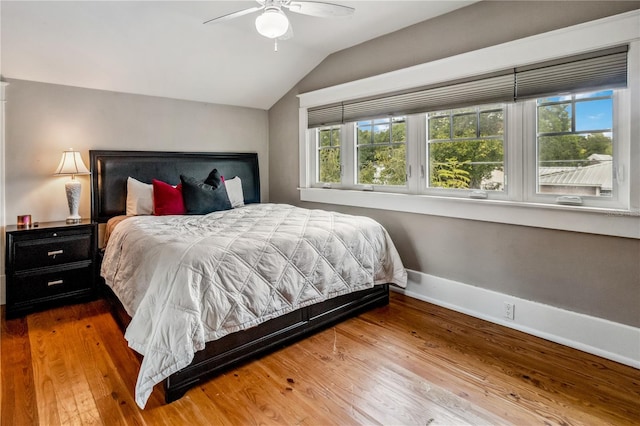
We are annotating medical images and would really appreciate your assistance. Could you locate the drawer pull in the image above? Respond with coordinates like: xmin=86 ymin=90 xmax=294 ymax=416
xmin=48 ymin=280 xmax=64 ymax=286
xmin=47 ymin=249 xmax=64 ymax=258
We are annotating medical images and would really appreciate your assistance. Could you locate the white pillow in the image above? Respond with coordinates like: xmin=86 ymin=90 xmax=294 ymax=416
xmin=225 ymin=176 xmax=245 ymax=208
xmin=126 ymin=177 xmax=153 ymax=215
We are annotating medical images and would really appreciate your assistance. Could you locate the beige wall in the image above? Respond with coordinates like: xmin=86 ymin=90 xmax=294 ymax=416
xmin=4 ymin=79 xmax=269 ymax=224
xmin=268 ymin=1 xmax=640 ymax=327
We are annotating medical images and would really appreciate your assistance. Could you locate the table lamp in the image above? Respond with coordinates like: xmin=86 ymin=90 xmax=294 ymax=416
xmin=53 ymin=149 xmax=90 ymax=223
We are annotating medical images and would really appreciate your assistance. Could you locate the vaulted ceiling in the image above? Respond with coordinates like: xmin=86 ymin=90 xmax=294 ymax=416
xmin=1 ymin=1 xmax=476 ymax=110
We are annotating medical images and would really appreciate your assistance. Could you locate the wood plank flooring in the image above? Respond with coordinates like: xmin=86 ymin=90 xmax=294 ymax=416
xmin=2 ymin=292 xmax=639 ymax=425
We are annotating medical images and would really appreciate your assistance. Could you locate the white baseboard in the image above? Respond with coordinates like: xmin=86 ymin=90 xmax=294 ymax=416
xmin=1 ymin=268 xmax=636 ymax=368
xmin=394 ymin=269 xmax=640 ymax=369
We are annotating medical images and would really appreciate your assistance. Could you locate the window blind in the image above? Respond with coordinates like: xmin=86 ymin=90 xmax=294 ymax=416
xmin=515 ymin=46 xmax=628 ymax=100
xmin=342 ymin=73 xmax=514 ymax=123
xmin=307 ymin=45 xmax=628 ymax=128
xmin=308 ymin=103 xmax=343 ymax=128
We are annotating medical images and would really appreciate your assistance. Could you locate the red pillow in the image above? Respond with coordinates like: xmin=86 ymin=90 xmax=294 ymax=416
xmin=152 ymin=179 xmax=186 ymax=215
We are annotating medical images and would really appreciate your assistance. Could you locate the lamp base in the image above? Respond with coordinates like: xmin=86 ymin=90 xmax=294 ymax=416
xmin=66 ymin=216 xmax=82 ymax=224
xmin=65 ymin=179 xmax=82 ymax=224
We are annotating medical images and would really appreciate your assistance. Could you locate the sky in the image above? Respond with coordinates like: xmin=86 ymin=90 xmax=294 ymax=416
xmin=543 ymin=90 xmax=613 ymax=132
xmin=575 ymin=98 xmax=613 ymax=131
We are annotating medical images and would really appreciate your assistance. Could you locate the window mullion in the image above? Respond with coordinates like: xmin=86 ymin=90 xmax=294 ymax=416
xmin=506 ymin=102 xmax=524 ymax=201
xmin=406 ymin=115 xmax=422 ymax=194
xmin=343 ymin=123 xmax=355 ymax=188
xmin=613 ymin=87 xmax=631 ymax=208
xmin=309 ymin=129 xmax=318 ymax=186
xmin=521 ymin=100 xmax=538 ymax=202
xmin=571 ymin=96 xmax=576 ymax=133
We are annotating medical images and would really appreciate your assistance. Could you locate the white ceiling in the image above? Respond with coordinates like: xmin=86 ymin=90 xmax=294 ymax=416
xmin=1 ymin=1 xmax=475 ymax=110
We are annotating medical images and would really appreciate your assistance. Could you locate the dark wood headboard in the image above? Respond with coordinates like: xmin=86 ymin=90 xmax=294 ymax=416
xmin=90 ymin=150 xmax=260 ymax=223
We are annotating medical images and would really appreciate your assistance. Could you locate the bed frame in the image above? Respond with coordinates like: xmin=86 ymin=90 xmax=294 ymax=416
xmin=90 ymin=150 xmax=390 ymax=404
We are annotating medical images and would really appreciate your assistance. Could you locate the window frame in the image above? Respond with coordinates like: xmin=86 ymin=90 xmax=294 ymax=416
xmin=313 ymin=125 xmax=343 ymax=188
xmin=423 ymin=103 xmax=509 ymax=200
xmin=310 ymin=119 xmax=411 ymax=193
xmin=523 ymin=89 xmax=629 ymax=209
xmin=354 ymin=115 xmax=408 ymax=190
xmin=298 ymin=11 xmax=640 ymax=239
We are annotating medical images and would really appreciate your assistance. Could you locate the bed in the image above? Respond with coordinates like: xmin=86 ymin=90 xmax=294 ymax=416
xmin=91 ymin=150 xmax=407 ymax=408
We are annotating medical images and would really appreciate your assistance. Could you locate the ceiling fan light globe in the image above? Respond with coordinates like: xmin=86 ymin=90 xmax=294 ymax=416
xmin=255 ymin=9 xmax=289 ymax=39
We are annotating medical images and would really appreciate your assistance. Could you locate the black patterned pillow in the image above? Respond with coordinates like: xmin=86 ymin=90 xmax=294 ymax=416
xmin=180 ymin=174 xmax=232 ymax=214
xmin=204 ymin=168 xmax=222 ymax=188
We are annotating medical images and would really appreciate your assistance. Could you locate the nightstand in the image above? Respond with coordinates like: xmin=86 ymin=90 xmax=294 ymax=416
xmin=5 ymin=220 xmax=97 ymax=318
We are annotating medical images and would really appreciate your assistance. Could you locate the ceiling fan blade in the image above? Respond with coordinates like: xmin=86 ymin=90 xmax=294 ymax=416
xmin=203 ymin=6 xmax=263 ymax=25
xmin=285 ymin=1 xmax=354 ymax=18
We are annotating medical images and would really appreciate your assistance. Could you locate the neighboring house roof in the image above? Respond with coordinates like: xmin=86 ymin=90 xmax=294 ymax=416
xmin=587 ymin=153 xmax=612 ymax=162
xmin=539 ymin=161 xmax=612 ymax=190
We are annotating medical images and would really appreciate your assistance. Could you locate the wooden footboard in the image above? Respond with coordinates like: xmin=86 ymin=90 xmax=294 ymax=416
xmin=101 ymin=282 xmax=389 ymax=403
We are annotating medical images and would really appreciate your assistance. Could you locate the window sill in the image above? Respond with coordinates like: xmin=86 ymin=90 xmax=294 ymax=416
xmin=299 ymin=188 xmax=639 ymax=239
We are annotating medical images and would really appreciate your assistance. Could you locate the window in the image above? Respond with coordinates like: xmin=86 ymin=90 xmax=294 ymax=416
xmin=299 ymin=12 xmax=639 ymax=238
xmin=536 ymin=90 xmax=614 ymax=198
xmin=356 ymin=116 xmax=406 ymax=186
xmin=317 ymin=126 xmax=341 ymax=184
xmin=427 ymin=105 xmax=505 ymax=191
xmin=307 ymin=88 xmax=625 ymax=206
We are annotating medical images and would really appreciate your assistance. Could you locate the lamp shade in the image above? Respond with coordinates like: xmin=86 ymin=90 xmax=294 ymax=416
xmin=54 ymin=149 xmax=90 ymax=176
xmin=255 ymin=8 xmax=289 ymax=39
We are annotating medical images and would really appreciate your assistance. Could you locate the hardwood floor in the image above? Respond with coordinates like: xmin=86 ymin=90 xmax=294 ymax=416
xmin=2 ymin=292 xmax=639 ymax=425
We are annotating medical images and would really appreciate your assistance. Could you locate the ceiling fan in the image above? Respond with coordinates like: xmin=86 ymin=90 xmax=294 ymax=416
xmin=204 ymin=0 xmax=354 ymax=48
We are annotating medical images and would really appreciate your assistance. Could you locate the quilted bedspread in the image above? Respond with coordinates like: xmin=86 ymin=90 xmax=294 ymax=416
xmin=101 ymin=203 xmax=407 ymax=408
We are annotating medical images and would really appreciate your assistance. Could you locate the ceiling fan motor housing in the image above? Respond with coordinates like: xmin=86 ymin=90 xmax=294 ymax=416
xmin=255 ymin=5 xmax=290 ymax=39
xmin=204 ymin=0 xmax=355 ymax=42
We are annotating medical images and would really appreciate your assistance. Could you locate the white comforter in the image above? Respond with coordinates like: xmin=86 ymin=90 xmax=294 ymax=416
xmin=101 ymin=203 xmax=407 ymax=408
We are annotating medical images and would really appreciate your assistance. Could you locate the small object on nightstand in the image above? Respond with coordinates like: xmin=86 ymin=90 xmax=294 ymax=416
xmin=17 ymin=214 xmax=31 ymax=228
xmin=4 ymin=220 xmax=97 ymax=318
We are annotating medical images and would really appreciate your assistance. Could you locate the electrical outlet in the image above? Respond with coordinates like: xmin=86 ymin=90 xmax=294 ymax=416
xmin=504 ymin=302 xmax=515 ymax=321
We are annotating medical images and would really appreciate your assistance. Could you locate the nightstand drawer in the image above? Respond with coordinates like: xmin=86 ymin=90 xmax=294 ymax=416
xmin=13 ymin=235 xmax=92 ymax=271
xmin=10 ymin=266 xmax=93 ymax=303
